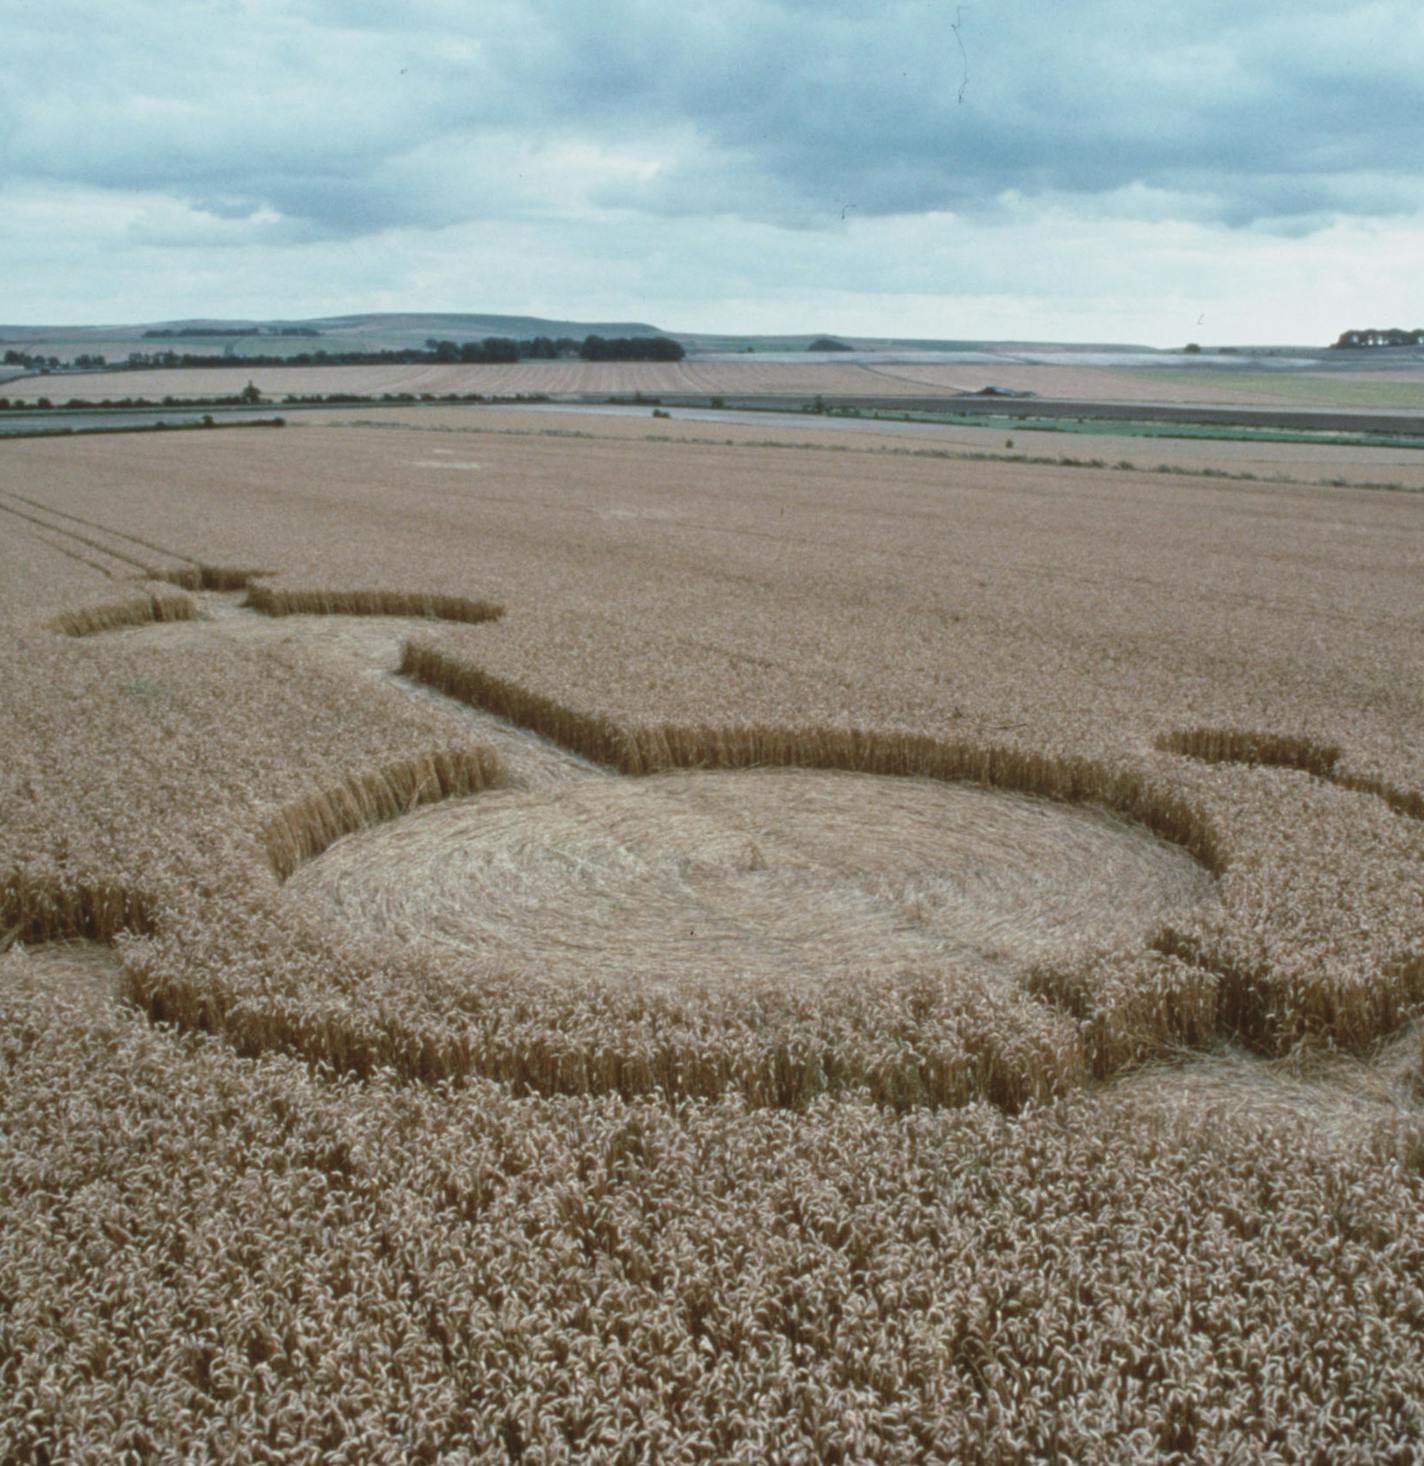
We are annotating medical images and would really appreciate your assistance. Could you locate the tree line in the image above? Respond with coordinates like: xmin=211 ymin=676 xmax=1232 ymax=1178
xmin=1332 ymin=328 xmax=1424 ymax=348
xmin=141 ymin=326 xmax=322 ymax=339
xmin=424 ymin=335 xmax=685 ymax=363
xmin=0 ymin=389 xmax=553 ymax=412
xmin=4 ymin=350 xmax=65 ymax=370
xmin=575 ymin=334 xmax=685 ymax=361
xmin=5 ymin=335 xmax=685 ymax=375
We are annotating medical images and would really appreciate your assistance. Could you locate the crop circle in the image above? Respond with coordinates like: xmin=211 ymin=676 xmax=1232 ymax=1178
xmin=287 ymin=768 xmax=1214 ymax=988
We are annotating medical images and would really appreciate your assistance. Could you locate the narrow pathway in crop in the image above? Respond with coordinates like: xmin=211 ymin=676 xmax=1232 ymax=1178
xmin=1099 ymin=1023 xmax=1424 ymax=1153
xmin=136 ymin=590 xmax=601 ymax=788
xmin=0 ymin=940 xmax=128 ymax=1015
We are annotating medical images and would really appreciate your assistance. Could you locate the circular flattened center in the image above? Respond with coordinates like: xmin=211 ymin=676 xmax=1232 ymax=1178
xmin=285 ymin=769 xmax=1215 ymax=985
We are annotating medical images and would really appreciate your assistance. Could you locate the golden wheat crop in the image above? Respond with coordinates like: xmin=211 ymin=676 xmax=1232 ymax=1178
xmin=1 ymin=408 xmax=1421 ymax=1459
xmin=2 ymin=975 xmax=1421 ymax=1462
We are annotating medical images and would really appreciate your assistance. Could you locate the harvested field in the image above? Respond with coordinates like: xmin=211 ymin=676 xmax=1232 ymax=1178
xmin=3 ymin=404 xmax=1423 ymax=1459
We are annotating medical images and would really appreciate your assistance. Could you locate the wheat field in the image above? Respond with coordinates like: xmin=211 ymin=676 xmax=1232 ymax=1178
xmin=319 ymin=400 xmax=1424 ymax=492
xmin=2 ymin=406 xmax=1422 ymax=1460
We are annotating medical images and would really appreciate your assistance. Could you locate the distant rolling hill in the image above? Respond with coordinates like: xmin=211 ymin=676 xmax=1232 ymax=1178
xmin=310 ymin=312 xmax=667 ymax=343
xmin=12 ymin=313 xmax=1335 ymax=369
xmin=0 ymin=313 xmax=677 ymax=363
xmin=0 ymin=312 xmax=1172 ymax=363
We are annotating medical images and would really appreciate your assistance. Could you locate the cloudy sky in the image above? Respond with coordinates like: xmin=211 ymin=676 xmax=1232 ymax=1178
xmin=5 ymin=0 xmax=1423 ymax=344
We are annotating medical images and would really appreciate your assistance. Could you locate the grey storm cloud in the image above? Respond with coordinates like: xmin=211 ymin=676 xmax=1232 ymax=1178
xmin=5 ymin=0 xmax=1424 ymax=239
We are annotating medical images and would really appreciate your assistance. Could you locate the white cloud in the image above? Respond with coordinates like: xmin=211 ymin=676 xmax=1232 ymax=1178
xmin=5 ymin=1 xmax=1424 ymax=340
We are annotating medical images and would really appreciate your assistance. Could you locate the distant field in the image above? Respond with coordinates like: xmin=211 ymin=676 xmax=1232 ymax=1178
xmin=315 ymin=401 xmax=1424 ymax=490
xmin=13 ymin=354 xmax=1424 ymax=411
xmin=2 ymin=351 xmax=1413 ymax=410
xmin=10 ymin=354 xmax=1424 ymax=414
xmin=858 ymin=405 xmax=1424 ymax=450
xmin=0 ymin=358 xmax=907 ymax=402
xmin=863 ymin=359 xmax=1424 ymax=408
xmin=1126 ymin=367 xmax=1424 ymax=410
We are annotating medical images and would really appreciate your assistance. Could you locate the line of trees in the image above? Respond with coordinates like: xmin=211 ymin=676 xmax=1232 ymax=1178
xmin=143 ymin=327 xmax=260 ymax=339
xmin=4 ymin=334 xmax=686 ymax=376
xmin=576 ymin=335 xmax=685 ymax=361
xmin=119 ymin=347 xmax=458 ymax=370
xmin=5 ymin=350 xmax=107 ymax=370
xmin=0 ymin=389 xmax=554 ymax=412
xmin=425 ymin=337 xmax=533 ymax=363
xmin=3 ymin=350 xmax=64 ymax=370
xmin=141 ymin=326 xmax=322 ymax=339
xmin=425 ymin=335 xmax=685 ymax=363
xmin=1332 ymin=328 xmax=1424 ymax=348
